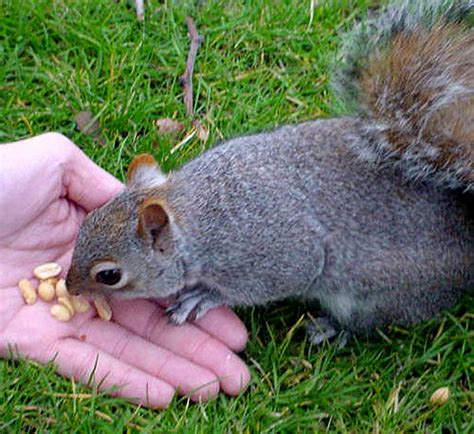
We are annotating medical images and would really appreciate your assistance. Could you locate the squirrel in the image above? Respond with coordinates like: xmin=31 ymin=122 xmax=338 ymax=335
xmin=66 ymin=0 xmax=473 ymax=345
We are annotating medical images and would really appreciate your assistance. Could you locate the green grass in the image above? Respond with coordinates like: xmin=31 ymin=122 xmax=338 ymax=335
xmin=1 ymin=0 xmax=472 ymax=431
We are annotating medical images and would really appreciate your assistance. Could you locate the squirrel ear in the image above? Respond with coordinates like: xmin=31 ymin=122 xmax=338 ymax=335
xmin=137 ymin=198 xmax=169 ymax=241
xmin=127 ymin=154 xmax=166 ymax=187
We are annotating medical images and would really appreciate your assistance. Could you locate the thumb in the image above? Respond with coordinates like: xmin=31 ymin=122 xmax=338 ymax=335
xmin=61 ymin=137 xmax=124 ymax=211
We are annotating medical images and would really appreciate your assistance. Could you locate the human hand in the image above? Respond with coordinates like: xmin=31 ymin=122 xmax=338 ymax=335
xmin=0 ymin=133 xmax=250 ymax=408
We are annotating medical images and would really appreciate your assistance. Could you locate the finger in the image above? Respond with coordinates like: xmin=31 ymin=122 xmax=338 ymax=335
xmin=110 ymin=299 xmax=251 ymax=396
xmin=193 ymin=306 xmax=248 ymax=352
xmin=76 ymin=318 xmax=220 ymax=402
xmin=39 ymin=337 xmax=176 ymax=409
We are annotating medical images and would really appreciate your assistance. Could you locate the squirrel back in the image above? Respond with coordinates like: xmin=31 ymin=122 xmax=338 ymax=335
xmin=333 ymin=0 xmax=473 ymax=192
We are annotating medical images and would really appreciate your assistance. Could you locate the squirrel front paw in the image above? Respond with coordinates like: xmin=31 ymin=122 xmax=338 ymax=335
xmin=166 ymin=286 xmax=224 ymax=325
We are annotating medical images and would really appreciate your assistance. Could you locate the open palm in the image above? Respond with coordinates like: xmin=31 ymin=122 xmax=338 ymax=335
xmin=0 ymin=133 xmax=250 ymax=408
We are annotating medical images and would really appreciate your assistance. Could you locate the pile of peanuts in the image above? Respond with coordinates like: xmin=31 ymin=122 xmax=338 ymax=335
xmin=18 ymin=262 xmax=112 ymax=322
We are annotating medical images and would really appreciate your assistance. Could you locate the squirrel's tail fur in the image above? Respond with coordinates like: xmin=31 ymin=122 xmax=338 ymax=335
xmin=334 ymin=0 xmax=473 ymax=192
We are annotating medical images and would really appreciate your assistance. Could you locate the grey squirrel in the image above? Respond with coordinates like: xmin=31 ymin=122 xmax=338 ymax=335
xmin=67 ymin=0 xmax=473 ymax=344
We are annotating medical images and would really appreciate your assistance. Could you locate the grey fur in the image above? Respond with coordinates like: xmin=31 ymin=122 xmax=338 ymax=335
xmin=67 ymin=1 xmax=473 ymax=340
xmin=68 ymin=117 xmax=473 ymax=336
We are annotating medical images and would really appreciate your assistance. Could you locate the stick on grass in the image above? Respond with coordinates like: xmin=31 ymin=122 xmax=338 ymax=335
xmin=135 ymin=0 xmax=144 ymax=21
xmin=180 ymin=17 xmax=203 ymax=118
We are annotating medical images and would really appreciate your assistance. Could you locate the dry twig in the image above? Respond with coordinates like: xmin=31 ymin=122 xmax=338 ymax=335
xmin=180 ymin=17 xmax=203 ymax=118
xmin=135 ymin=0 xmax=144 ymax=21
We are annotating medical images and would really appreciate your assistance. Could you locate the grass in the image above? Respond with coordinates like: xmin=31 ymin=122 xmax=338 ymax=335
xmin=0 ymin=0 xmax=473 ymax=431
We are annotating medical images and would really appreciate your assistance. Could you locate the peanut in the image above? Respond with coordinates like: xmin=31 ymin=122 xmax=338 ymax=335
xmin=430 ymin=387 xmax=450 ymax=406
xmin=71 ymin=295 xmax=90 ymax=313
xmin=50 ymin=304 xmax=72 ymax=322
xmin=33 ymin=262 xmax=62 ymax=280
xmin=38 ymin=280 xmax=56 ymax=302
xmin=58 ymin=296 xmax=75 ymax=315
xmin=93 ymin=296 xmax=112 ymax=321
xmin=18 ymin=279 xmax=37 ymax=305
xmin=22 ymin=263 xmax=98 ymax=323
xmin=55 ymin=278 xmax=69 ymax=298
xmin=46 ymin=277 xmax=59 ymax=286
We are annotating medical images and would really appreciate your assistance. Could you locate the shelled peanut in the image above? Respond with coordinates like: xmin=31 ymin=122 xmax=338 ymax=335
xmin=430 ymin=387 xmax=450 ymax=406
xmin=33 ymin=262 xmax=62 ymax=280
xmin=17 ymin=262 xmax=112 ymax=322
xmin=92 ymin=295 xmax=112 ymax=321
xmin=18 ymin=279 xmax=37 ymax=305
xmin=38 ymin=280 xmax=55 ymax=302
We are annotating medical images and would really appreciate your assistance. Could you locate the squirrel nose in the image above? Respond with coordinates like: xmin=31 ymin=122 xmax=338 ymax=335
xmin=67 ymin=285 xmax=79 ymax=296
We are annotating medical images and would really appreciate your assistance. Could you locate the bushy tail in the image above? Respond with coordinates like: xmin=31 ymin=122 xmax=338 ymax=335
xmin=333 ymin=0 xmax=473 ymax=192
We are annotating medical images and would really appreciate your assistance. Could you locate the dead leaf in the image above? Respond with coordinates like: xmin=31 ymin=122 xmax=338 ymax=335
xmin=193 ymin=119 xmax=209 ymax=142
xmin=156 ymin=118 xmax=185 ymax=135
xmin=74 ymin=111 xmax=106 ymax=146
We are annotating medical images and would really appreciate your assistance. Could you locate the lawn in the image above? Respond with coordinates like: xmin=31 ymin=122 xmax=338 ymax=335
xmin=0 ymin=0 xmax=472 ymax=432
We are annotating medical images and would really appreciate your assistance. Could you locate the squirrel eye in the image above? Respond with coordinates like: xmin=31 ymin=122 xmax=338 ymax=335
xmin=90 ymin=261 xmax=128 ymax=288
xmin=96 ymin=268 xmax=122 ymax=285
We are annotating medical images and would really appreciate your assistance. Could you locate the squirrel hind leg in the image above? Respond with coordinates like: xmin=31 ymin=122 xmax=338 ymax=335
xmin=167 ymin=285 xmax=224 ymax=324
xmin=306 ymin=316 xmax=352 ymax=348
